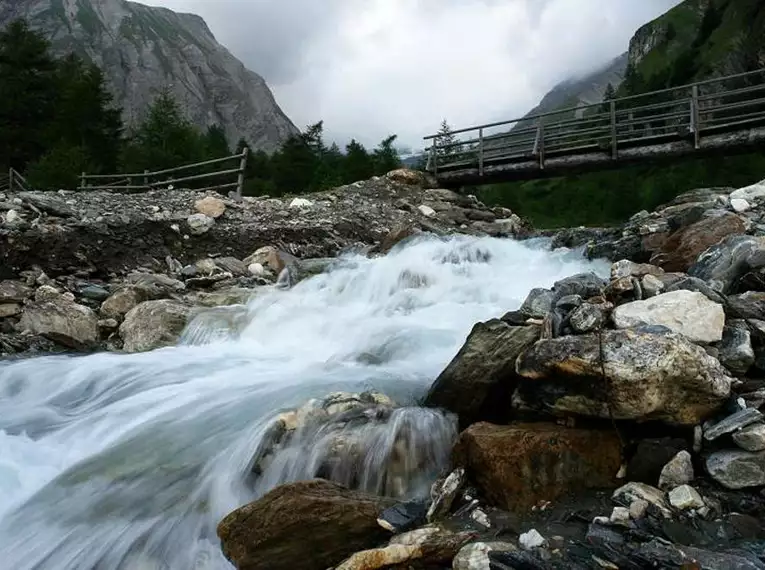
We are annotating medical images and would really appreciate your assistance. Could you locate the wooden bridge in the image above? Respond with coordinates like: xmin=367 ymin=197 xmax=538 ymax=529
xmin=423 ymin=68 xmax=765 ymax=187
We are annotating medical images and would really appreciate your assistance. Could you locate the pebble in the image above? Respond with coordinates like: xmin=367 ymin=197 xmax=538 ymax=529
xmin=609 ymin=506 xmax=631 ymax=527
xmin=629 ymin=499 xmax=649 ymax=520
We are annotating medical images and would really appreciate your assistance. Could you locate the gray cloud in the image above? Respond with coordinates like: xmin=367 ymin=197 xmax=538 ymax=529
xmin=150 ymin=0 xmax=682 ymax=149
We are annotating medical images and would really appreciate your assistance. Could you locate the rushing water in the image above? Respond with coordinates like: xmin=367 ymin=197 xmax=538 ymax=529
xmin=0 ymin=234 xmax=608 ymax=569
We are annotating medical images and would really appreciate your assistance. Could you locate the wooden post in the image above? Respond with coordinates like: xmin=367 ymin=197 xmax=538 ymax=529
xmin=478 ymin=128 xmax=484 ymax=177
xmin=431 ymin=139 xmax=438 ymax=176
xmin=236 ymin=146 xmax=249 ymax=201
xmin=538 ymin=122 xmax=545 ymax=169
xmin=144 ymin=169 xmax=149 ymax=187
xmin=610 ymin=100 xmax=618 ymax=160
xmin=8 ymin=168 xmax=13 ymax=193
xmin=691 ymin=84 xmax=700 ymax=149
xmin=80 ymin=172 xmax=86 ymax=191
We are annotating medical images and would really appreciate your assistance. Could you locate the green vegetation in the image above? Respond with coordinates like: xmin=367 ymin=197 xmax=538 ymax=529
xmin=475 ymin=0 xmax=765 ymax=228
xmin=0 ymin=18 xmax=402 ymax=194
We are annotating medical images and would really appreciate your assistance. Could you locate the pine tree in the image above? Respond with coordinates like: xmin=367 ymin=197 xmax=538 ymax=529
xmin=0 ymin=19 xmax=58 ymax=171
xmin=434 ymin=119 xmax=462 ymax=162
xmin=372 ymin=134 xmax=402 ymax=175
xmin=203 ymin=124 xmax=231 ymax=158
xmin=343 ymin=139 xmax=374 ymax=183
xmin=121 ymin=89 xmax=205 ymax=173
xmin=47 ymin=54 xmax=123 ymax=173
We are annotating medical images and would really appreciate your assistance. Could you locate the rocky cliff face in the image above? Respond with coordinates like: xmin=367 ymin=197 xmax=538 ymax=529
xmin=626 ymin=0 xmax=765 ymax=82
xmin=0 ymin=0 xmax=299 ymax=152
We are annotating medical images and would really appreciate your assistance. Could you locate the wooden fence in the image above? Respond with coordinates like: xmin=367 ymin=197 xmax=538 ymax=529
xmin=424 ymin=67 xmax=765 ymax=180
xmin=0 ymin=168 xmax=31 ymax=193
xmin=79 ymin=148 xmax=250 ymax=199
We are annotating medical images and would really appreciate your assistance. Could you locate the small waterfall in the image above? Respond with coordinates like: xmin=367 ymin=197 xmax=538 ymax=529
xmin=0 ymin=233 xmax=608 ymax=569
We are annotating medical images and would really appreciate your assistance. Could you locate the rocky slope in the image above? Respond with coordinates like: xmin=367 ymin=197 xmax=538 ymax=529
xmin=216 ymin=177 xmax=765 ymax=569
xmin=0 ymin=169 xmax=530 ymax=356
xmin=0 ymin=0 xmax=299 ymax=151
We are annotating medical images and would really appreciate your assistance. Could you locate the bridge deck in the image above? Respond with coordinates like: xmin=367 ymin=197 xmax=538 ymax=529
xmin=423 ymin=68 xmax=765 ymax=187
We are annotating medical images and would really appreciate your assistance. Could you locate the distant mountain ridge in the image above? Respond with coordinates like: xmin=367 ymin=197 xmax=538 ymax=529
xmin=0 ymin=0 xmax=299 ymax=152
xmin=512 ymin=53 xmax=628 ymax=131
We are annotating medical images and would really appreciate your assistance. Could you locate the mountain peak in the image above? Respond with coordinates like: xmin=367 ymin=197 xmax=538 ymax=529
xmin=0 ymin=0 xmax=299 ymax=152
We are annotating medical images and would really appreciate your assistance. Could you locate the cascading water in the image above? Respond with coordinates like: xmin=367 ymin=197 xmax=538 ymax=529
xmin=0 ymin=233 xmax=608 ymax=569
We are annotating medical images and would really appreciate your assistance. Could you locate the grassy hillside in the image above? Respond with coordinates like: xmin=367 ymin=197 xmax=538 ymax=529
xmin=477 ymin=0 xmax=765 ymax=229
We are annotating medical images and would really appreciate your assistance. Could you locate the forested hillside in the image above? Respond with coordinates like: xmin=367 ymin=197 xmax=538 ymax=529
xmin=0 ymin=19 xmax=401 ymax=195
xmin=477 ymin=0 xmax=765 ymax=228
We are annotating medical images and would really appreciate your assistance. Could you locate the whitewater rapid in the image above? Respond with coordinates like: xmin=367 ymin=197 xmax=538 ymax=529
xmin=0 ymin=234 xmax=608 ymax=569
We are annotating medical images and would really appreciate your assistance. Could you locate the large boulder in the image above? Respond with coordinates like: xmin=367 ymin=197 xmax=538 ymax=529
xmin=514 ymin=328 xmax=733 ymax=425
xmin=100 ymin=287 xmax=148 ymax=320
xmin=217 ymin=479 xmax=395 ymax=570
xmin=423 ymin=320 xmax=540 ymax=427
xmin=611 ymin=290 xmax=725 ymax=344
xmin=706 ymin=450 xmax=765 ymax=489
xmin=688 ymin=235 xmax=765 ymax=294
xmin=119 ymin=300 xmax=192 ymax=353
xmin=653 ymin=211 xmax=747 ymax=272
xmin=452 ymin=422 xmax=622 ymax=513
xmin=18 ymin=298 xmax=99 ymax=349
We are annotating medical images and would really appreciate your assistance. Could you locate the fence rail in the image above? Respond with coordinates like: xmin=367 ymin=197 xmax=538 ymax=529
xmin=0 ymin=168 xmax=32 ymax=193
xmin=424 ymin=67 xmax=765 ymax=183
xmin=79 ymin=148 xmax=250 ymax=199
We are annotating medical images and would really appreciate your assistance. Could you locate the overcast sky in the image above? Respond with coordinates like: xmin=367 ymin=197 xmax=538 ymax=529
xmin=149 ymin=0 xmax=681 ymax=150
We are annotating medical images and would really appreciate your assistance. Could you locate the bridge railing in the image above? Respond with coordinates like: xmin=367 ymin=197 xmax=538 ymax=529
xmin=78 ymin=148 xmax=250 ymax=199
xmin=424 ymin=67 xmax=765 ymax=177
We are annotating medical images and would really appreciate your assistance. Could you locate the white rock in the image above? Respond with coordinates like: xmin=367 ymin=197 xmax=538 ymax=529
xmin=658 ymin=450 xmax=694 ymax=490
xmin=611 ymin=290 xmax=725 ymax=344
xmin=730 ymin=180 xmax=765 ymax=203
xmin=641 ymin=274 xmax=665 ymax=298
xmin=470 ymin=508 xmax=491 ymax=528
xmin=730 ymin=198 xmax=751 ymax=213
xmin=248 ymin=262 xmax=267 ymax=277
xmin=519 ymin=529 xmax=546 ymax=550
xmin=5 ymin=209 xmax=20 ymax=223
xmin=668 ymin=485 xmax=705 ymax=510
xmin=417 ymin=204 xmax=436 ymax=218
xmin=289 ymin=197 xmax=314 ymax=208
xmin=610 ymin=506 xmax=631 ymax=526
xmin=629 ymin=499 xmax=649 ymax=520
xmin=186 ymin=213 xmax=214 ymax=235
xmin=733 ymin=423 xmax=765 ymax=452
xmin=453 ymin=542 xmax=516 ymax=570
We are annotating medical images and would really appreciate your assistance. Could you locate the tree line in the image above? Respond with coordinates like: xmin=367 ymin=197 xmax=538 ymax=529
xmin=0 ymin=19 xmax=402 ymax=194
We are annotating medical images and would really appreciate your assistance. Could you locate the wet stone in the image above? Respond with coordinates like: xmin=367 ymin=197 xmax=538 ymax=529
xmin=704 ymin=408 xmax=764 ymax=441
xmin=377 ymin=499 xmax=427 ymax=533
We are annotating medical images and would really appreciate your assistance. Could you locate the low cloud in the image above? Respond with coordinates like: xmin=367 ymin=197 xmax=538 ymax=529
xmin=151 ymin=0 xmax=681 ymax=149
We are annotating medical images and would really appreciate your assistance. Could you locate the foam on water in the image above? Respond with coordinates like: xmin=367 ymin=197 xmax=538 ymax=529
xmin=0 ymin=233 xmax=608 ymax=569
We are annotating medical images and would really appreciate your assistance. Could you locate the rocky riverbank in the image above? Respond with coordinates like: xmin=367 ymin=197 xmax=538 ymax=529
xmin=214 ymin=178 xmax=765 ymax=569
xmin=0 ymin=169 xmax=529 ymax=356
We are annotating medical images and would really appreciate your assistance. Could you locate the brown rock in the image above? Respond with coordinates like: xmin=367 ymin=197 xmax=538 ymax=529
xmin=195 ymin=196 xmax=226 ymax=218
xmin=243 ymin=246 xmax=296 ymax=276
xmin=654 ymin=212 xmax=747 ymax=272
xmin=372 ymin=224 xmax=419 ymax=255
xmin=217 ymin=479 xmax=395 ymax=570
xmin=452 ymin=422 xmax=622 ymax=513
xmin=385 ymin=168 xmax=437 ymax=188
